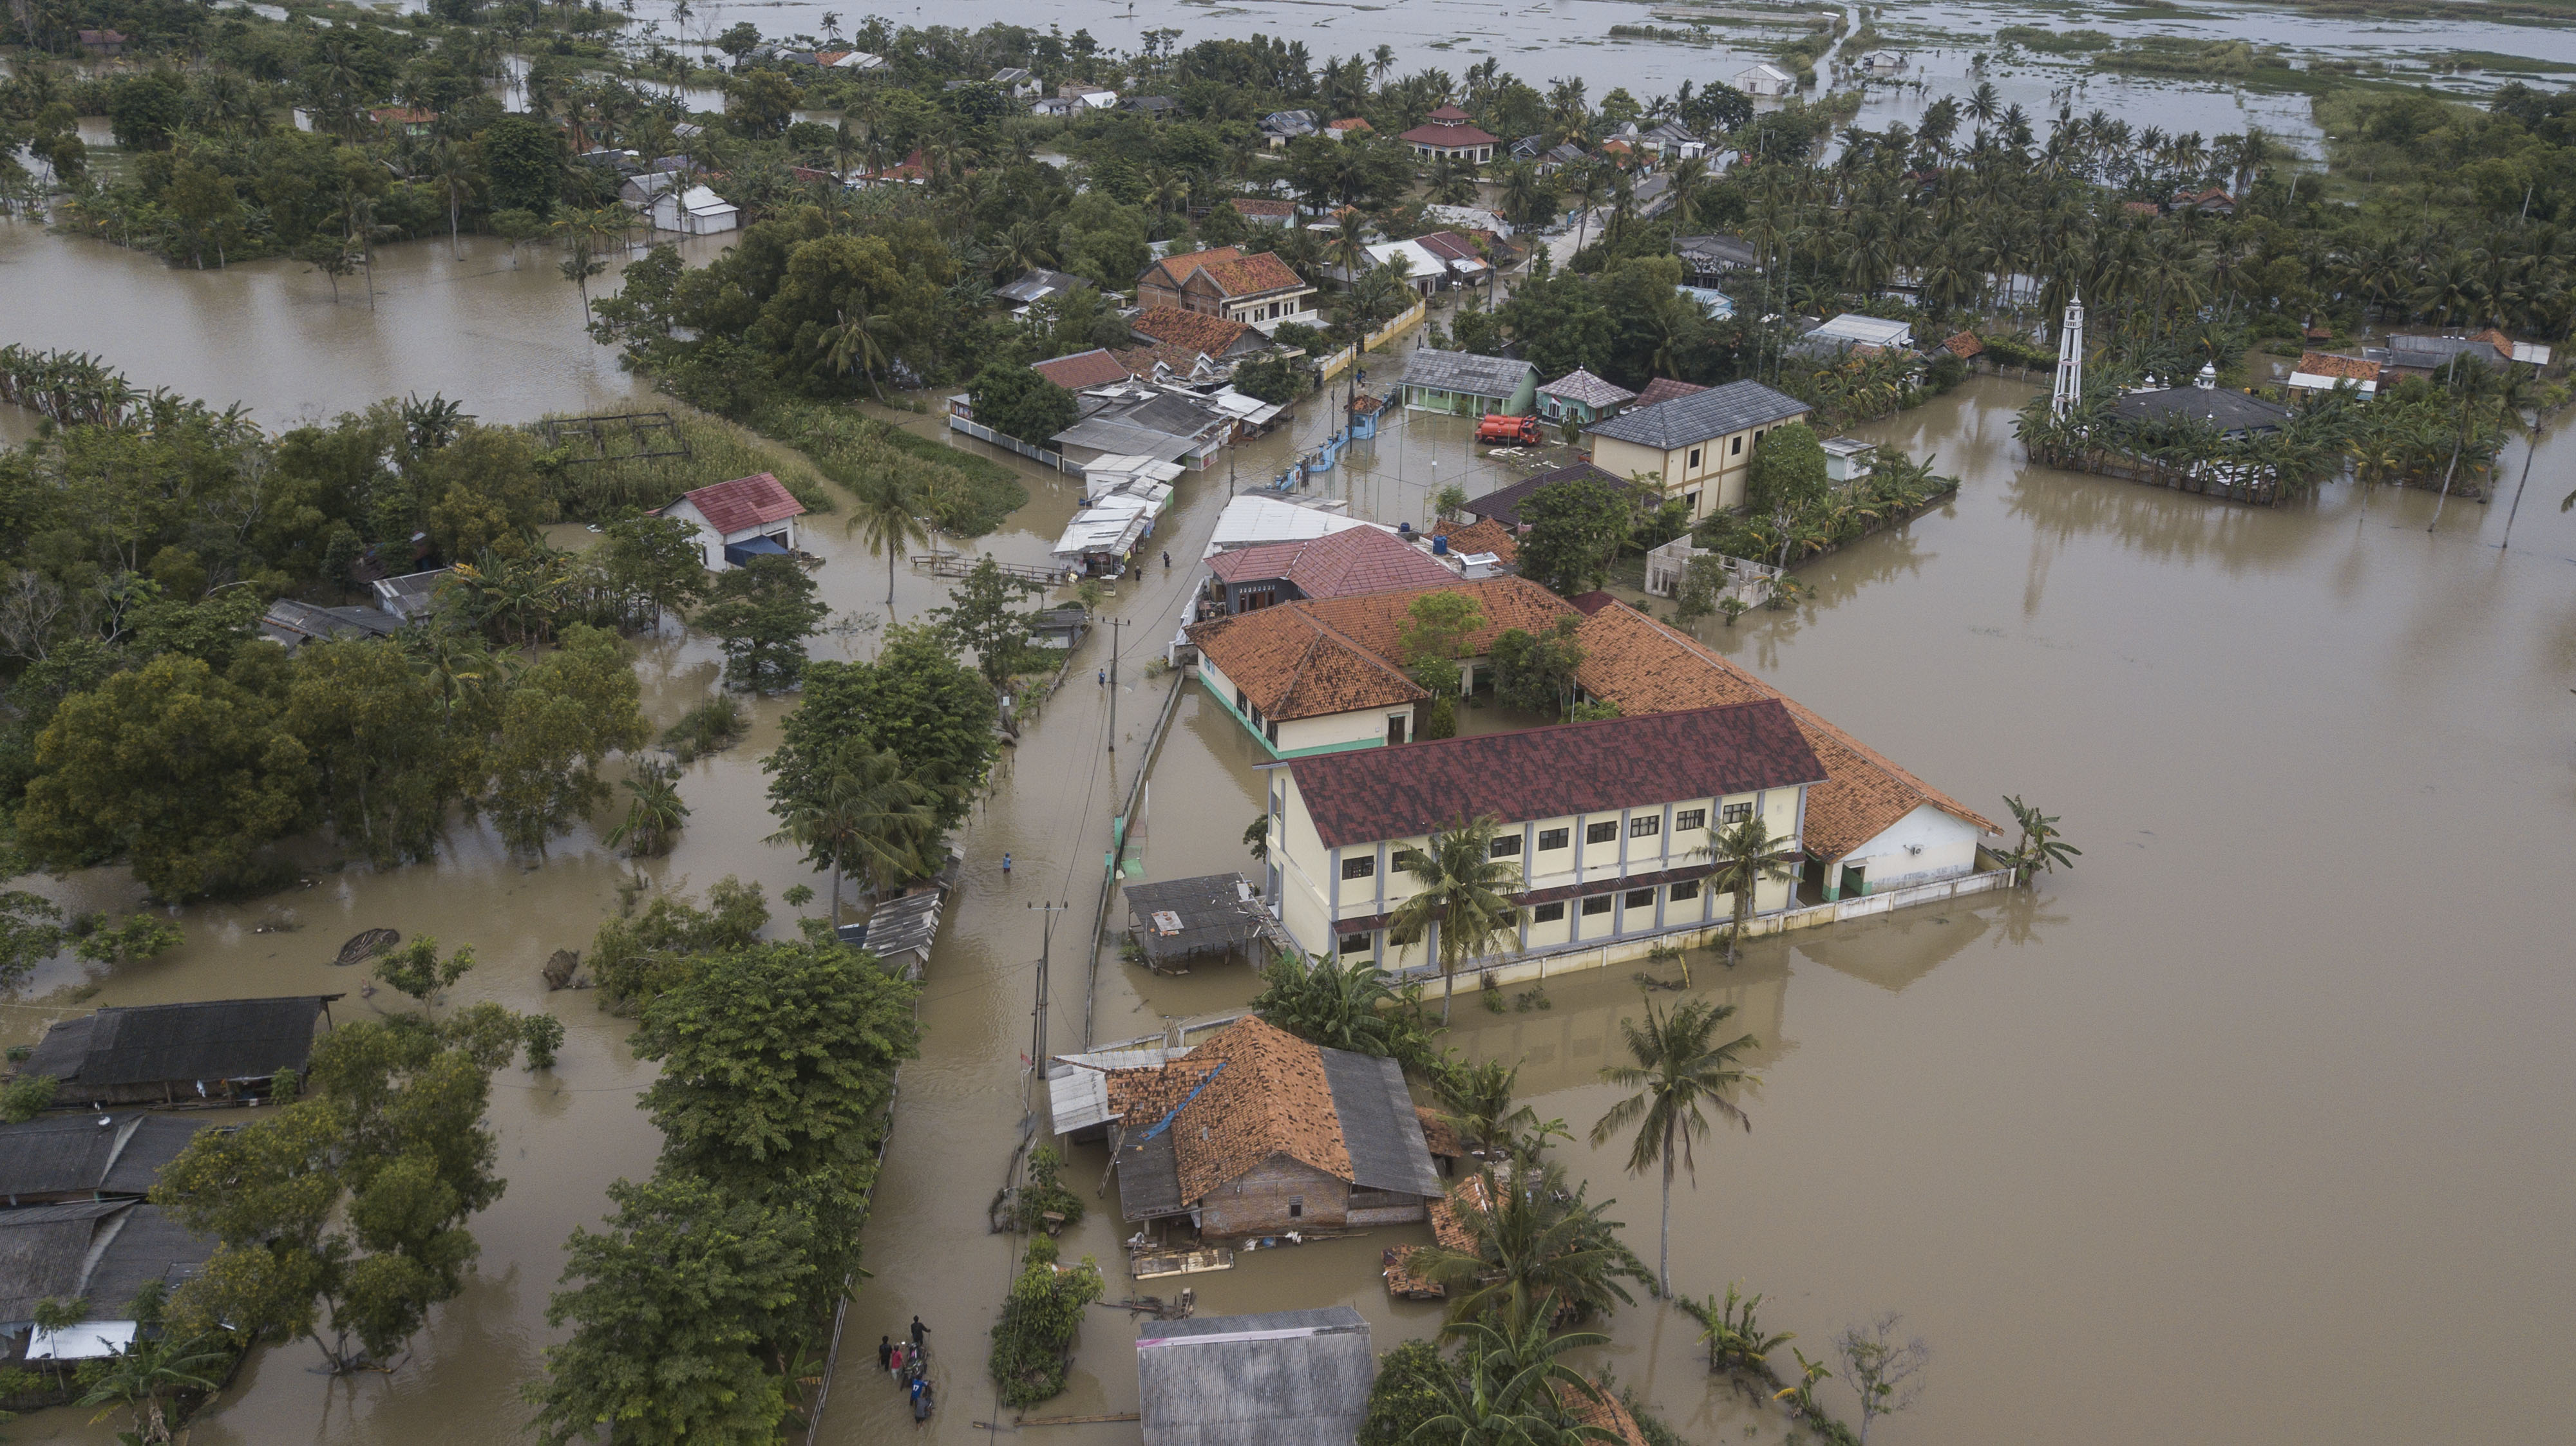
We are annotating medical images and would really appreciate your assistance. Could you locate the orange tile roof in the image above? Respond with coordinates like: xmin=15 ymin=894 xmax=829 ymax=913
xmin=1940 ymin=330 xmax=1984 ymax=360
xmin=1206 ymin=525 xmax=1460 ymax=599
xmin=1104 ymin=1017 xmax=1351 ymax=1201
xmin=1231 ymin=198 xmax=1298 ymax=219
xmin=1130 ymin=306 xmax=1256 ymax=356
xmin=1432 ymin=517 xmax=1519 ymax=563
xmin=1031 ymin=348 xmax=1134 ymax=390
xmin=2470 ymin=327 xmax=2519 ymax=359
xmin=1327 ymin=117 xmax=1372 ymax=133
xmin=1112 ymin=342 xmax=1213 ymax=379
xmin=2121 ymin=200 xmax=2161 ymax=216
xmin=2295 ymin=352 xmax=2380 ymax=381
xmin=1426 ymin=1172 xmax=1488 ymax=1252
xmin=1188 ymin=605 xmax=1431 ymax=720
xmin=1148 ymin=246 xmax=1244 ymax=288
xmin=1292 ymin=575 xmax=1579 ymax=664
xmin=1569 ymin=601 xmax=1997 ymax=858
xmin=1200 ymin=252 xmax=1307 ymax=297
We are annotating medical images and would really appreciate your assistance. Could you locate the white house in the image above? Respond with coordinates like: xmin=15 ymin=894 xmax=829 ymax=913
xmin=650 ymin=184 xmax=739 ymax=235
xmin=656 ymin=472 xmax=806 ymax=568
xmin=1261 ymin=702 xmax=1824 ymax=969
xmin=1736 ymin=63 xmax=1796 ymax=97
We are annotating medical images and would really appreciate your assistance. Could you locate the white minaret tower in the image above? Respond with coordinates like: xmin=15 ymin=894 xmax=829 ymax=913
xmin=2050 ymin=293 xmax=2085 ymax=420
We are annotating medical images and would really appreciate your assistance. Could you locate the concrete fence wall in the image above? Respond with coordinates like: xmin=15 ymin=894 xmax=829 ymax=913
xmin=1317 ymin=299 xmax=1428 ymax=382
xmin=948 ymin=413 xmax=1086 ymax=475
xmin=1396 ymin=867 xmax=2020 ymax=991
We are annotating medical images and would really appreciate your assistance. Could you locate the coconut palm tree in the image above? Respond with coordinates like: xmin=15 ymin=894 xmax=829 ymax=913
xmin=1434 ymin=1055 xmax=1542 ymax=1161
xmin=1696 ymin=816 xmax=1799 ymax=968
xmin=1588 ymin=995 xmax=1757 ymax=1299
xmin=766 ymin=742 xmax=938 ymax=924
xmin=822 ymin=307 xmax=891 ymax=402
xmin=1387 ymin=814 xmax=1524 ymax=1023
xmin=76 ymin=1328 xmax=231 ymax=1445
xmin=1414 ymin=1159 xmax=1649 ymax=1328
xmin=2497 ymin=369 xmax=2567 ymax=549
xmin=1416 ymin=1306 xmax=1620 ymax=1446
xmin=842 ymin=468 xmax=930 ymax=609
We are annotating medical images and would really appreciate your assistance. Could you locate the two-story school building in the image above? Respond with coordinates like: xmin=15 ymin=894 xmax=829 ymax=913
xmin=1258 ymin=702 xmax=1826 ymax=969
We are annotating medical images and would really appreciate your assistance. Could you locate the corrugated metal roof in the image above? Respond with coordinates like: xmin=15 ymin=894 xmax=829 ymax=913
xmin=1401 ymin=349 xmax=1535 ymax=399
xmin=1318 ymin=1050 xmax=1443 ymax=1197
xmin=1584 ymin=379 xmax=1810 ymax=450
xmin=26 ymin=997 xmax=334 ymax=1091
xmin=1138 ymin=1307 xmax=1373 ymax=1446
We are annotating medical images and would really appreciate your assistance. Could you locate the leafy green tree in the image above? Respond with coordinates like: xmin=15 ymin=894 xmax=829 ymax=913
xmin=2 ymin=1073 xmax=59 ymax=1123
xmin=478 ymin=115 xmax=567 ymax=216
xmin=1744 ymin=423 xmax=1830 ymax=569
xmin=1358 ymin=1338 xmax=1459 ymax=1446
xmin=155 ymin=1017 xmax=509 ymax=1372
xmin=1515 ymin=479 xmax=1632 ymax=596
xmin=634 ymin=938 xmax=920 ymax=1299
xmin=969 ymin=360 xmax=1079 ymax=448
xmin=1489 ymin=617 xmax=1588 ymax=720
xmin=72 ymin=914 xmax=184 ymax=966
xmin=770 ymin=628 xmax=998 ymax=834
xmin=0 ymin=891 xmax=66 ymax=989
xmin=1433 ymin=1056 xmax=1546 ymax=1163
xmin=988 ymin=1236 xmax=1106 ymax=1408
xmin=520 ymin=1013 xmax=566 ymax=1070
xmin=726 ymin=70 xmax=800 ymax=140
xmin=483 ymin=624 xmax=648 ymax=856
xmin=1387 ymin=814 xmax=1524 ymax=1023
xmin=766 ymin=742 xmax=938 ymax=921
xmin=928 ymin=557 xmax=1044 ymax=691
xmin=18 ymin=653 xmax=312 ymax=901
xmin=284 ymin=637 xmax=466 ymax=867
xmin=375 ymin=935 xmax=476 ymax=1017
xmin=587 ymin=876 xmax=772 ymax=1008
xmin=109 ymin=73 xmax=187 ymax=150
xmin=527 ymin=1172 xmax=815 ymax=1446
xmin=597 ymin=514 xmax=708 ymax=626
xmin=697 ymin=554 xmax=829 ymax=690
xmin=1589 ymin=996 xmax=1758 ymax=1299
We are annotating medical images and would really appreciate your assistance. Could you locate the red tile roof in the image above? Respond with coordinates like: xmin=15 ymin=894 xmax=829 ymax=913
xmin=1327 ymin=117 xmax=1373 ymax=133
xmin=1031 ymin=348 xmax=1135 ymax=390
xmin=675 ymin=473 xmax=804 ymax=536
xmin=1230 ymin=198 xmax=1298 ymax=220
xmin=1207 ymin=525 xmax=1459 ymax=599
xmin=1112 ymin=342 xmax=1213 ymax=379
xmin=1426 ymin=105 xmax=1474 ymax=122
xmin=1199 ymin=252 xmax=1307 ymax=297
xmin=1629 ymin=377 xmax=1707 ymax=410
xmin=2295 ymin=352 xmax=2380 ymax=382
xmin=1130 ymin=306 xmax=1257 ymax=356
xmin=1142 ymin=246 xmax=1245 ymax=291
xmin=1285 ymin=700 xmax=1826 ymax=849
xmin=1940 ymin=331 xmax=1985 ymax=360
xmin=1568 ymin=601 xmax=1998 ymax=857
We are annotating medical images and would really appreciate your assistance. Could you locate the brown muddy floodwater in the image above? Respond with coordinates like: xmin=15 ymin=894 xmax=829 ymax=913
xmin=3 ymin=250 xmax=2573 ymax=1446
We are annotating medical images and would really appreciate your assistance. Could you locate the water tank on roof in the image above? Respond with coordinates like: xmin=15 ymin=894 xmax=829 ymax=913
xmin=1397 ymin=521 xmax=1413 ymax=534
xmin=1432 ymin=535 xmax=1450 ymax=554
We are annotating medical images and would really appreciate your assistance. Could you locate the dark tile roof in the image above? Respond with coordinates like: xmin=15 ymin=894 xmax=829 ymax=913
xmin=1401 ymin=349 xmax=1536 ymax=399
xmin=76 ymin=1203 xmax=212 ymax=1324
xmin=0 ymin=1199 xmax=126 ymax=1323
xmin=1286 ymin=700 xmax=1827 ymax=849
xmin=1032 ymin=348 xmax=1138 ymax=390
xmin=25 ymin=997 xmax=335 ymax=1091
xmin=1585 ymin=380 xmax=1810 ymax=450
xmin=0 ymin=1113 xmax=213 ymax=1203
xmin=1463 ymin=461 xmax=1640 ymax=527
xmin=2110 ymin=386 xmax=2293 ymax=433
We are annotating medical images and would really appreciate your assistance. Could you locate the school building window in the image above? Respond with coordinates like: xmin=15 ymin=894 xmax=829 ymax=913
xmin=1490 ymin=834 xmax=1522 ymax=858
xmin=1341 ymin=855 xmax=1376 ymax=879
xmin=1625 ymin=888 xmax=1654 ymax=909
xmin=1586 ymin=821 xmax=1618 ymax=844
xmin=1538 ymin=828 xmax=1569 ymax=851
xmin=1675 ymin=808 xmax=1707 ymax=831
xmin=1338 ymin=932 xmax=1372 ymax=955
xmin=1629 ymin=815 xmax=1660 ymax=838
xmin=1721 ymin=802 xmax=1754 ymax=825
xmin=1531 ymin=901 xmax=1565 ymax=924
xmin=1671 ymin=879 xmax=1701 ymax=901
xmin=1581 ymin=895 xmax=1613 ymax=917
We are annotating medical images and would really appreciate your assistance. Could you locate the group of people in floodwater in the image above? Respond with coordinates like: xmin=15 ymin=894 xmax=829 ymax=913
xmin=879 ymin=1315 xmax=936 ymax=1423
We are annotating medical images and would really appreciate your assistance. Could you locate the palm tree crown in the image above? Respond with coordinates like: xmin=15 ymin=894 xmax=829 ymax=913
xmin=1589 ymin=995 xmax=1757 ymax=1299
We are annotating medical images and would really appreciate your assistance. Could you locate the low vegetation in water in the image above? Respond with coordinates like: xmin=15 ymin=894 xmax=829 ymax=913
xmin=659 ymin=695 xmax=748 ymax=763
xmin=986 ymin=1235 xmax=1106 ymax=1409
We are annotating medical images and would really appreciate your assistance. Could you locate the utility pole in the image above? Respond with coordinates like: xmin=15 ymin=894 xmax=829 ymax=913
xmin=1026 ymin=899 xmax=1072 ymax=1105
xmin=1104 ymin=617 xmax=1125 ymax=755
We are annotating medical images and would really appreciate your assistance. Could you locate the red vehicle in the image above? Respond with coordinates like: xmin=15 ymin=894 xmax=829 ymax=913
xmin=1475 ymin=413 xmax=1542 ymax=445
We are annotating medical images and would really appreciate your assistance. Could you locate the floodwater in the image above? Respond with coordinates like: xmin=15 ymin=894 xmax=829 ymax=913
xmin=3 ymin=236 xmax=2573 ymax=1446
